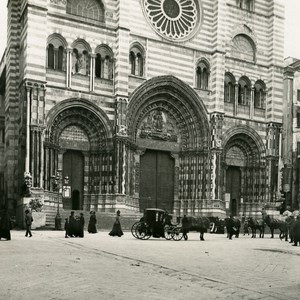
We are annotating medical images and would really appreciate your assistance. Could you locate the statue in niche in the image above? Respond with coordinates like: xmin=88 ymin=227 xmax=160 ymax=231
xmin=139 ymin=109 xmax=178 ymax=142
xmin=152 ymin=108 xmax=164 ymax=131
xmin=72 ymin=49 xmax=87 ymax=75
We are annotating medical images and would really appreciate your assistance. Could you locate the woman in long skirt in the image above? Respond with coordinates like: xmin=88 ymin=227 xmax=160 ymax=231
xmin=109 ymin=210 xmax=123 ymax=237
xmin=88 ymin=211 xmax=97 ymax=233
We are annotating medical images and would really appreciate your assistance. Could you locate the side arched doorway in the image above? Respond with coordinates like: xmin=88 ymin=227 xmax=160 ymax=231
xmin=45 ymin=98 xmax=113 ymax=212
xmin=223 ymin=128 xmax=266 ymax=216
xmin=226 ymin=166 xmax=241 ymax=216
xmin=63 ymin=150 xmax=84 ymax=210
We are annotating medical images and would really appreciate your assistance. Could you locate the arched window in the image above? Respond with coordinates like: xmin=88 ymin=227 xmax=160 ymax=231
xmin=137 ymin=53 xmax=144 ymax=77
xmin=95 ymin=54 xmax=101 ymax=78
xmin=129 ymin=52 xmax=136 ymax=75
xmin=232 ymin=34 xmax=255 ymax=62
xmin=129 ymin=44 xmax=145 ymax=77
xmin=95 ymin=45 xmax=114 ymax=79
xmin=224 ymin=73 xmax=236 ymax=103
xmin=66 ymin=0 xmax=105 ymax=22
xmin=196 ymin=60 xmax=210 ymax=90
xmin=47 ymin=34 xmax=67 ymax=71
xmin=47 ymin=44 xmax=55 ymax=69
xmin=254 ymin=81 xmax=266 ymax=109
xmin=57 ymin=46 xmax=64 ymax=71
xmin=238 ymin=77 xmax=251 ymax=106
xmin=237 ymin=0 xmax=254 ymax=12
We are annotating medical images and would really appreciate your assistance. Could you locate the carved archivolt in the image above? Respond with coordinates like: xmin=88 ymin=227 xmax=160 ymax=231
xmin=128 ymin=75 xmax=210 ymax=151
xmin=46 ymin=99 xmax=112 ymax=151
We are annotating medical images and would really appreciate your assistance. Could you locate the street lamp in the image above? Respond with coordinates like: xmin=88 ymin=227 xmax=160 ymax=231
xmin=51 ymin=169 xmax=62 ymax=230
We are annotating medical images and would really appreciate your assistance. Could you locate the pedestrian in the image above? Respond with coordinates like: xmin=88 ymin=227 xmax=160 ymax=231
xmin=292 ymin=215 xmax=300 ymax=246
xmin=64 ymin=218 xmax=69 ymax=238
xmin=109 ymin=210 xmax=123 ymax=237
xmin=227 ymin=215 xmax=236 ymax=240
xmin=181 ymin=214 xmax=189 ymax=240
xmin=24 ymin=209 xmax=33 ymax=237
xmin=0 ymin=205 xmax=11 ymax=241
xmin=78 ymin=213 xmax=85 ymax=238
xmin=68 ymin=211 xmax=76 ymax=237
xmin=88 ymin=211 xmax=97 ymax=233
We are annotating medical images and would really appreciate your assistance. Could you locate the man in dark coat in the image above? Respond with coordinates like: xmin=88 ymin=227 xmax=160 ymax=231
xmin=0 ymin=206 xmax=11 ymax=240
xmin=292 ymin=215 xmax=300 ymax=246
xmin=25 ymin=209 xmax=33 ymax=237
xmin=88 ymin=211 xmax=97 ymax=233
xmin=68 ymin=211 xmax=76 ymax=237
xmin=181 ymin=215 xmax=189 ymax=240
xmin=78 ymin=213 xmax=85 ymax=238
xmin=227 ymin=215 xmax=236 ymax=240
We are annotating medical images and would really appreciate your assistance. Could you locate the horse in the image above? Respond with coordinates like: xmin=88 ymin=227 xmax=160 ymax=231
xmin=247 ymin=217 xmax=264 ymax=238
xmin=179 ymin=216 xmax=210 ymax=241
xmin=264 ymin=215 xmax=288 ymax=241
xmin=224 ymin=217 xmax=241 ymax=239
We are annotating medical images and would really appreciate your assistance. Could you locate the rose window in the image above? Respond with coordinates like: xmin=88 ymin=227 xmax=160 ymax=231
xmin=142 ymin=0 xmax=201 ymax=41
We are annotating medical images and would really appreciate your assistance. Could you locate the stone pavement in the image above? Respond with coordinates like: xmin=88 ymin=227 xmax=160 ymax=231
xmin=0 ymin=230 xmax=299 ymax=300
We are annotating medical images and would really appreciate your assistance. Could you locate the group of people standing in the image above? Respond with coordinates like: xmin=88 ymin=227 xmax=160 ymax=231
xmin=64 ymin=210 xmax=123 ymax=238
xmin=64 ymin=211 xmax=85 ymax=238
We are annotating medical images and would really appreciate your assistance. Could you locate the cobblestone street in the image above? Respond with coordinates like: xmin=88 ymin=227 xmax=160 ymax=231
xmin=0 ymin=230 xmax=299 ymax=300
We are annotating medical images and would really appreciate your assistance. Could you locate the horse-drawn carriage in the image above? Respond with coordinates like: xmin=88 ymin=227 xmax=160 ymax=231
xmin=131 ymin=208 xmax=183 ymax=240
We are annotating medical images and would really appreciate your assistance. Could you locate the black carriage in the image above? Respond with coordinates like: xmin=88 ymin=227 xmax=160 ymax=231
xmin=131 ymin=208 xmax=183 ymax=240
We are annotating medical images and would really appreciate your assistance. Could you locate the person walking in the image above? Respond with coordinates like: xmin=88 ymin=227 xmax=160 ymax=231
xmin=68 ymin=211 xmax=76 ymax=237
xmin=88 ymin=211 xmax=97 ymax=233
xmin=227 ymin=215 xmax=236 ymax=240
xmin=181 ymin=214 xmax=189 ymax=240
xmin=24 ymin=209 xmax=33 ymax=237
xmin=64 ymin=218 xmax=69 ymax=238
xmin=109 ymin=210 xmax=123 ymax=237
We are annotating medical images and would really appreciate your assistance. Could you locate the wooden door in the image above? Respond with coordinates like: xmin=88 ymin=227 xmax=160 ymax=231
xmin=226 ymin=166 xmax=241 ymax=216
xmin=139 ymin=150 xmax=174 ymax=212
xmin=63 ymin=151 xmax=84 ymax=210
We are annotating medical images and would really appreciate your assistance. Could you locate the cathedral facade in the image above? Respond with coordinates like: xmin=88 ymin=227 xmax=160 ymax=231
xmin=0 ymin=0 xmax=285 ymax=221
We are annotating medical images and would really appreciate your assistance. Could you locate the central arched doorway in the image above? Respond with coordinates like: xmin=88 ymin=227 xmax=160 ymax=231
xmin=139 ymin=149 xmax=174 ymax=212
xmin=127 ymin=75 xmax=210 ymax=215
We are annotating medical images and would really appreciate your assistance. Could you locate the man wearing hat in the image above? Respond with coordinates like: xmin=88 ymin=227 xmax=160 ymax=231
xmin=24 ymin=209 xmax=33 ymax=237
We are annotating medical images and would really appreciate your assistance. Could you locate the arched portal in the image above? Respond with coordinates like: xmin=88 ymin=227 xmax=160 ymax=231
xmin=45 ymin=98 xmax=113 ymax=211
xmin=223 ymin=126 xmax=266 ymax=216
xmin=128 ymin=75 xmax=210 ymax=214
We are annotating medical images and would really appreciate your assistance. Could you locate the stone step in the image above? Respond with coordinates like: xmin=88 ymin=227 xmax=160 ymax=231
xmin=43 ymin=207 xmax=143 ymax=231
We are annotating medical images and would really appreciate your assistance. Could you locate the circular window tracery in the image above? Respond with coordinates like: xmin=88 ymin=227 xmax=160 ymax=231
xmin=142 ymin=0 xmax=201 ymax=41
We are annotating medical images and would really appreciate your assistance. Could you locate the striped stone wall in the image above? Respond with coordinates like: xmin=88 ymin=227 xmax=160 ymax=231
xmin=2 ymin=0 xmax=285 ymax=215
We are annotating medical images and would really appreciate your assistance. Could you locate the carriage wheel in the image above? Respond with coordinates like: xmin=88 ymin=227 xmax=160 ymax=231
xmin=135 ymin=223 xmax=151 ymax=240
xmin=172 ymin=227 xmax=183 ymax=241
xmin=131 ymin=222 xmax=141 ymax=239
xmin=164 ymin=225 xmax=174 ymax=240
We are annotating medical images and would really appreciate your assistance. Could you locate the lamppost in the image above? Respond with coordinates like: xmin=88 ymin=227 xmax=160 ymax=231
xmin=51 ymin=169 xmax=62 ymax=230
